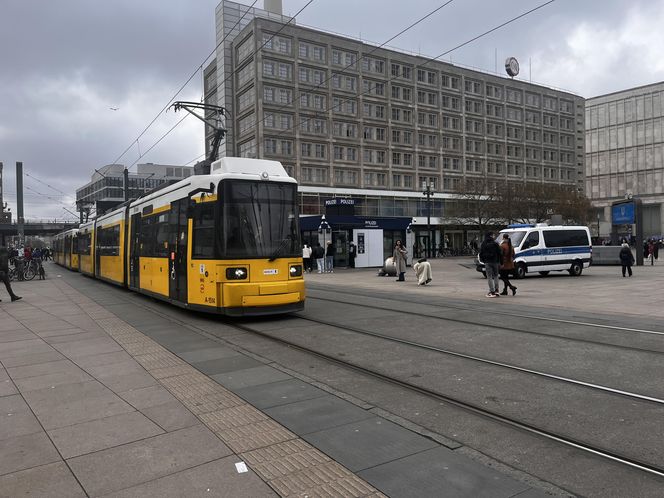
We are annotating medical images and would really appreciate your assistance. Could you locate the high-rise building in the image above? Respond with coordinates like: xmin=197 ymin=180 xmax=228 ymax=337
xmin=207 ymin=0 xmax=585 ymax=251
xmin=585 ymin=82 xmax=664 ymax=237
xmin=209 ymin=0 xmax=292 ymax=159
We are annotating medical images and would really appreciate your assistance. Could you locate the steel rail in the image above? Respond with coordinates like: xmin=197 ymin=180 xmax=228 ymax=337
xmin=226 ymin=320 xmax=664 ymax=480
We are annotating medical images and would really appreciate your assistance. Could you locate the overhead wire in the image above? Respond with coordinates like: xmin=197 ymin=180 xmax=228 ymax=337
xmin=122 ymin=0 xmax=316 ymax=168
xmin=108 ymin=0 xmax=261 ymax=168
xmin=265 ymin=0 xmax=557 ymax=142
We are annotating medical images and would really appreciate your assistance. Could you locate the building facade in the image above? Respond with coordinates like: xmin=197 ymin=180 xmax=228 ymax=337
xmin=585 ymin=82 xmax=664 ymax=237
xmin=208 ymin=1 xmax=586 ymax=255
xmin=76 ymin=163 xmax=193 ymax=213
xmin=209 ymin=0 xmax=292 ymax=159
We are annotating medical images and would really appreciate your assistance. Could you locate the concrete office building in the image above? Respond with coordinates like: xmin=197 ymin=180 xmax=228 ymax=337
xmin=209 ymin=0 xmax=292 ymax=159
xmin=76 ymin=163 xmax=193 ymax=213
xmin=207 ymin=1 xmax=585 ymax=260
xmin=585 ymin=82 xmax=664 ymax=237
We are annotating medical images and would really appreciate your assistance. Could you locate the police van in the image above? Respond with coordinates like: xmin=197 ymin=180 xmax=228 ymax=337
xmin=476 ymin=224 xmax=592 ymax=278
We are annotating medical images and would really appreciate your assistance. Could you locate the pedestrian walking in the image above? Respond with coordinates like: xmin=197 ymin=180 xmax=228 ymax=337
xmin=325 ymin=241 xmax=335 ymax=273
xmin=348 ymin=242 xmax=357 ymax=268
xmin=648 ymin=239 xmax=656 ymax=266
xmin=393 ymin=240 xmax=408 ymax=282
xmin=312 ymin=243 xmax=325 ymax=273
xmin=413 ymin=258 xmax=432 ymax=285
xmin=499 ymin=234 xmax=517 ymax=296
xmin=0 ymin=246 xmax=22 ymax=303
xmin=619 ymin=241 xmax=634 ymax=277
xmin=302 ymin=244 xmax=312 ymax=273
xmin=479 ymin=231 xmax=502 ymax=298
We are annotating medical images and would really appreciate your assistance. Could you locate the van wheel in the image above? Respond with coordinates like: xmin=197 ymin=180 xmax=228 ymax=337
xmin=515 ymin=263 xmax=527 ymax=279
xmin=568 ymin=261 xmax=583 ymax=276
xmin=538 ymin=271 xmax=550 ymax=276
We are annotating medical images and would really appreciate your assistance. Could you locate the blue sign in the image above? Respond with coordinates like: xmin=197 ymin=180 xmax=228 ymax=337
xmin=612 ymin=202 xmax=635 ymax=225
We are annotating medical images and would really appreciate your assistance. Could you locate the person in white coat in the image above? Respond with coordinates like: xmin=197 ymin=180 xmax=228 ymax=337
xmin=302 ymin=244 xmax=312 ymax=272
xmin=413 ymin=259 xmax=432 ymax=285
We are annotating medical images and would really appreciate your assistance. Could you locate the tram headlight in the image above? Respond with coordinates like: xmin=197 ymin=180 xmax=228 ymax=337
xmin=289 ymin=264 xmax=302 ymax=277
xmin=226 ymin=267 xmax=248 ymax=280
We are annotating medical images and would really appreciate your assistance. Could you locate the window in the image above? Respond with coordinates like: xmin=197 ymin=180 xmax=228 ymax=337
xmin=97 ymin=225 xmax=121 ymax=256
xmin=361 ymin=56 xmax=385 ymax=74
xmin=521 ymin=231 xmax=540 ymax=249
xmin=543 ymin=230 xmax=589 ymax=248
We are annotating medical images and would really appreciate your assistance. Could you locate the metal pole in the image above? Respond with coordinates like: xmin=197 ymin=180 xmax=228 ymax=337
xmin=16 ymin=161 xmax=24 ymax=245
xmin=123 ymin=168 xmax=129 ymax=201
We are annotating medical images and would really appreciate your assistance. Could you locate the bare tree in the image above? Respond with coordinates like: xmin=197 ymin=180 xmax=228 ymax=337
xmin=448 ymin=177 xmax=502 ymax=234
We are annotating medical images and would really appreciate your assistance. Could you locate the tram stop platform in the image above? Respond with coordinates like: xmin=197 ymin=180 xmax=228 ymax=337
xmin=2 ymin=259 xmax=634 ymax=497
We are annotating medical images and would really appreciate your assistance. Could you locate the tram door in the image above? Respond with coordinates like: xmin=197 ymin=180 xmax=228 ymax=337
xmin=169 ymin=200 xmax=188 ymax=303
xmin=129 ymin=213 xmax=141 ymax=289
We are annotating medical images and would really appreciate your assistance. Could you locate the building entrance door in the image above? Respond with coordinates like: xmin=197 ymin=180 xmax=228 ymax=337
xmin=332 ymin=230 xmax=349 ymax=267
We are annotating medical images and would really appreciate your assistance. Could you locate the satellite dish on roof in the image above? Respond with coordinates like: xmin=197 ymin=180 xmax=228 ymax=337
xmin=505 ymin=57 xmax=519 ymax=78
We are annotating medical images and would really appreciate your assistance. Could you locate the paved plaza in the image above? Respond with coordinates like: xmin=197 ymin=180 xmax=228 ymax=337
xmin=1 ymin=258 xmax=662 ymax=497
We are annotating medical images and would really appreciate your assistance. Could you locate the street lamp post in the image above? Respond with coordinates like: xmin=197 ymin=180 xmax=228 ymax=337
xmin=422 ymin=181 xmax=434 ymax=258
xmin=318 ymin=214 xmax=331 ymax=269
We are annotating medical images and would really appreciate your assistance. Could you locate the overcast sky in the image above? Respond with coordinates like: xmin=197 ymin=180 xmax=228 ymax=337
xmin=2 ymin=0 xmax=664 ymax=221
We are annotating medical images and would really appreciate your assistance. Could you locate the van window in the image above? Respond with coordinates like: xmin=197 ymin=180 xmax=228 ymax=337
xmin=521 ymin=231 xmax=539 ymax=249
xmin=543 ymin=230 xmax=589 ymax=248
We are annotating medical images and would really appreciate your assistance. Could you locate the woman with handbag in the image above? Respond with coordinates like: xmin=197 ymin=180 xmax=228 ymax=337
xmin=393 ymin=240 xmax=408 ymax=282
xmin=499 ymin=234 xmax=517 ymax=296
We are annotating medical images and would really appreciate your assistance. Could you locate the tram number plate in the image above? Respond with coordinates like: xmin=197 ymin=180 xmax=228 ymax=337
xmin=263 ymin=269 xmax=278 ymax=275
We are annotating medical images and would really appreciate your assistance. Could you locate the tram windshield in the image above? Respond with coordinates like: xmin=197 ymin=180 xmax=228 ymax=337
xmin=221 ymin=180 xmax=300 ymax=259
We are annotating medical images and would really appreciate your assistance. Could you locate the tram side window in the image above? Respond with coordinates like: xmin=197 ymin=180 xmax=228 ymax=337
xmin=78 ymin=234 xmax=91 ymax=255
xmin=192 ymin=202 xmax=216 ymax=259
xmin=140 ymin=214 xmax=170 ymax=258
xmin=98 ymin=226 xmax=120 ymax=256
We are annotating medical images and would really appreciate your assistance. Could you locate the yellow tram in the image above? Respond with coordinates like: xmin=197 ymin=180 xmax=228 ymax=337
xmin=55 ymin=158 xmax=305 ymax=315
xmin=53 ymin=228 xmax=80 ymax=271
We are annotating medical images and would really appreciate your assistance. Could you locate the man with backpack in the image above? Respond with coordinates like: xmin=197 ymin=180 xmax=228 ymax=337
xmin=312 ymin=243 xmax=325 ymax=273
xmin=479 ymin=232 xmax=502 ymax=298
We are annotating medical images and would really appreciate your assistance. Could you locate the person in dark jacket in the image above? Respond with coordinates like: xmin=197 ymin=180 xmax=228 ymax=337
xmin=479 ymin=232 xmax=502 ymax=297
xmin=325 ymin=241 xmax=335 ymax=273
xmin=312 ymin=243 xmax=325 ymax=273
xmin=348 ymin=242 xmax=357 ymax=268
xmin=499 ymin=234 xmax=517 ymax=295
xmin=619 ymin=242 xmax=634 ymax=277
xmin=0 ymin=246 xmax=22 ymax=302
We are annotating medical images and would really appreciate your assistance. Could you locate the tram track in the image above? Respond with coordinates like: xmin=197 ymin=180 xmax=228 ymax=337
xmin=76 ymin=282 xmax=664 ymax=489
xmin=306 ymin=289 xmax=664 ymax=355
xmin=291 ymin=314 xmax=664 ymax=406
xmin=226 ymin=319 xmax=664 ymax=480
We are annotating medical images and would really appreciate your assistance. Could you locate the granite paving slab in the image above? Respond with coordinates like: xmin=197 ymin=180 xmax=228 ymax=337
xmin=140 ymin=401 xmax=201 ymax=432
xmin=235 ymin=378 xmax=329 ymax=409
xmin=0 ymin=395 xmax=42 ymax=441
xmin=264 ymin=395 xmax=374 ymax=435
xmin=358 ymin=446 xmax=530 ymax=498
xmin=47 ymin=411 xmax=164 ymax=459
xmin=211 ymin=365 xmax=294 ymax=390
xmin=0 ymin=431 xmax=61 ymax=475
xmin=0 ymin=462 xmax=86 ymax=498
xmin=303 ymin=416 xmax=439 ymax=472
xmin=67 ymin=424 xmax=232 ymax=496
xmin=177 ymin=346 xmax=239 ymax=363
xmin=102 ymin=455 xmax=278 ymax=498
xmin=193 ymin=355 xmax=264 ymax=376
